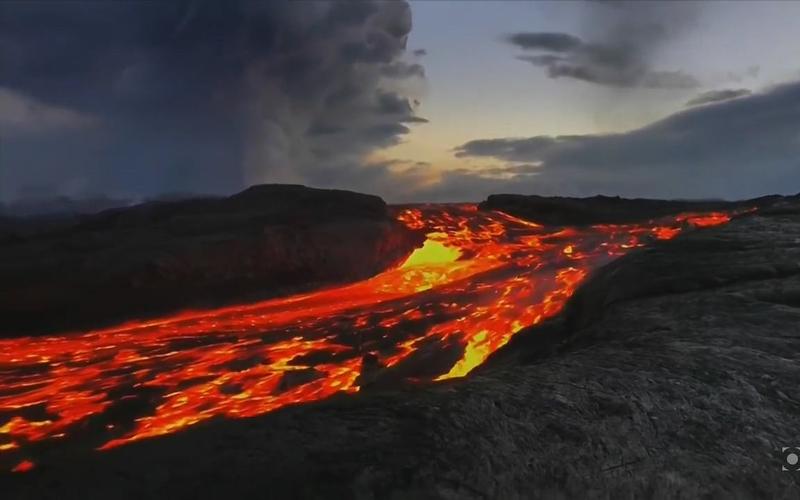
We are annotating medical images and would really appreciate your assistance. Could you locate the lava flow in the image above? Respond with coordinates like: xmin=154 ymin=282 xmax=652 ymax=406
xmin=0 ymin=205 xmax=731 ymax=468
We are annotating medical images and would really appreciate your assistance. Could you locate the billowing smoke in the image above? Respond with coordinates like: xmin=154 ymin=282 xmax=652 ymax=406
xmin=0 ymin=1 xmax=426 ymax=202
xmin=240 ymin=1 xmax=426 ymax=188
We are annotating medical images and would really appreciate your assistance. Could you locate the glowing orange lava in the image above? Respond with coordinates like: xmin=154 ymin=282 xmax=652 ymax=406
xmin=11 ymin=459 xmax=34 ymax=473
xmin=0 ymin=205 xmax=732 ymax=468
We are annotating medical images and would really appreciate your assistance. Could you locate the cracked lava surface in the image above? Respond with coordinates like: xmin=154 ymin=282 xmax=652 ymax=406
xmin=0 ymin=204 xmax=731 ymax=471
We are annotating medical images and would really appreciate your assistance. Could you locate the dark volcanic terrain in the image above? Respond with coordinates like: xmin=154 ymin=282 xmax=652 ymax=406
xmin=3 ymin=193 xmax=799 ymax=499
xmin=0 ymin=185 xmax=424 ymax=336
xmin=480 ymin=193 xmax=771 ymax=226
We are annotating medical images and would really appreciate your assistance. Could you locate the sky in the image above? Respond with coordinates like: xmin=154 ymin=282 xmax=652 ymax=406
xmin=1 ymin=0 xmax=799 ymax=204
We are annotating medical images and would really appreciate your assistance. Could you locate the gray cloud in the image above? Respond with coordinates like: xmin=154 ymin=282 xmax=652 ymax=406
xmin=454 ymin=137 xmax=559 ymax=163
xmin=505 ymin=2 xmax=700 ymax=89
xmin=379 ymin=158 xmax=432 ymax=169
xmin=380 ymin=61 xmax=426 ymax=79
xmin=716 ymin=66 xmax=760 ymax=85
xmin=686 ymin=88 xmax=752 ymax=107
xmin=0 ymin=88 xmax=98 ymax=136
xmin=0 ymin=0 xmax=427 ymax=201
xmin=376 ymin=92 xmax=415 ymax=115
xmin=506 ymin=33 xmax=583 ymax=52
xmin=448 ymin=80 xmax=800 ymax=200
xmin=508 ymin=33 xmax=698 ymax=89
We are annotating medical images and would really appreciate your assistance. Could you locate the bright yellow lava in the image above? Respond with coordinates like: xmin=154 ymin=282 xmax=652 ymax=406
xmin=401 ymin=234 xmax=462 ymax=268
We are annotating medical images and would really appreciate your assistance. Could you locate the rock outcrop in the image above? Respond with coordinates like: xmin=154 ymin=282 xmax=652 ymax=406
xmin=0 ymin=185 xmax=424 ymax=336
xmin=479 ymin=193 xmax=783 ymax=226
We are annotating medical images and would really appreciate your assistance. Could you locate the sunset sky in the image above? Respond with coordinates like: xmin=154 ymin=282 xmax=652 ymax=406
xmin=1 ymin=0 xmax=799 ymax=203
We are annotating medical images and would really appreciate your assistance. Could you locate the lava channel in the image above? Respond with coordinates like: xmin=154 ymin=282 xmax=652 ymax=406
xmin=0 ymin=204 xmax=732 ymax=469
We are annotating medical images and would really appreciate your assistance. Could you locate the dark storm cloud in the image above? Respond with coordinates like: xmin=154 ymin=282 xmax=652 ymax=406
xmin=450 ymin=80 xmax=800 ymax=200
xmin=306 ymin=124 xmax=346 ymax=137
xmin=0 ymin=88 xmax=97 ymax=136
xmin=506 ymin=33 xmax=583 ymax=52
xmin=505 ymin=2 xmax=699 ymax=89
xmin=376 ymin=92 xmax=414 ymax=115
xmin=455 ymin=137 xmax=559 ymax=162
xmin=373 ymin=91 xmax=428 ymax=122
xmin=686 ymin=88 xmax=752 ymax=107
xmin=380 ymin=62 xmax=426 ymax=79
xmin=0 ymin=0 xmax=426 ymax=201
xmin=361 ymin=123 xmax=411 ymax=144
xmin=508 ymin=32 xmax=698 ymax=89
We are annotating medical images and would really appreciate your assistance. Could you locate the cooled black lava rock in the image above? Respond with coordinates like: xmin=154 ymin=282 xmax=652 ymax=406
xmin=0 ymin=185 xmax=424 ymax=336
xmin=479 ymin=192 xmax=790 ymax=226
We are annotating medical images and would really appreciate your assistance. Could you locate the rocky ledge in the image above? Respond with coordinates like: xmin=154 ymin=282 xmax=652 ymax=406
xmin=5 ymin=197 xmax=800 ymax=499
xmin=479 ymin=192 xmax=785 ymax=225
xmin=0 ymin=185 xmax=424 ymax=336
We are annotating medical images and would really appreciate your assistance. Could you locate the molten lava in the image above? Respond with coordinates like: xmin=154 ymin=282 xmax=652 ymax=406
xmin=0 ymin=205 xmax=731 ymax=469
